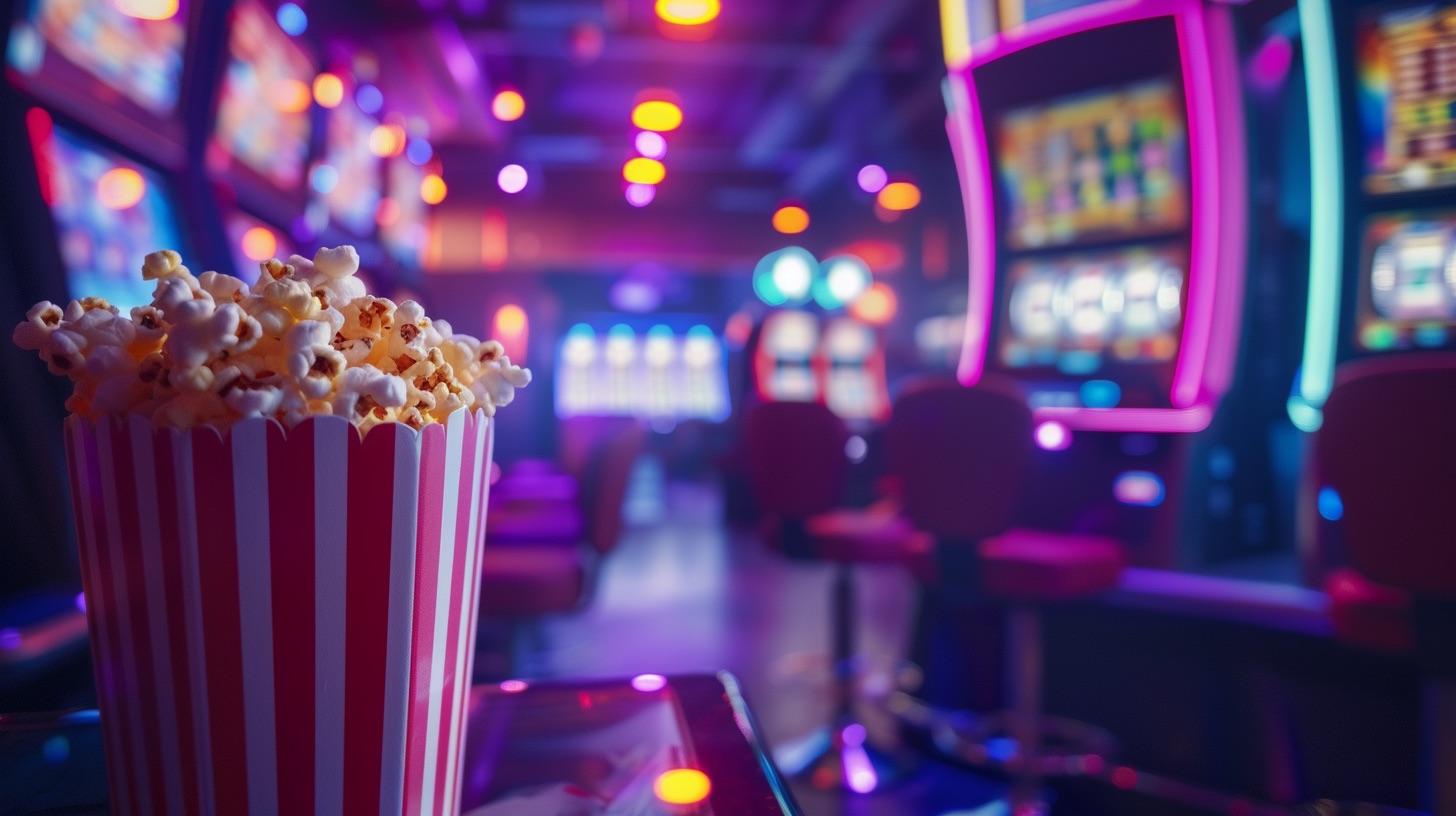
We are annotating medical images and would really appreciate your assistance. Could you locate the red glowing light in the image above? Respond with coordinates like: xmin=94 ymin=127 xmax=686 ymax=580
xmin=1111 ymin=766 xmax=1138 ymax=790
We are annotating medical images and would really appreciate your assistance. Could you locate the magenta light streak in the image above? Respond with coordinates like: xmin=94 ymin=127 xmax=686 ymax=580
xmin=1034 ymin=420 xmax=1071 ymax=451
xmin=631 ymin=673 xmax=668 ymax=692
xmin=499 ymin=679 xmax=528 ymax=693
xmin=626 ymin=183 xmax=656 ymax=207
xmin=635 ymin=131 xmax=667 ymax=159
xmin=856 ymin=164 xmax=887 ymax=193
xmin=842 ymin=743 xmax=878 ymax=793
xmin=497 ymin=164 xmax=528 ymax=194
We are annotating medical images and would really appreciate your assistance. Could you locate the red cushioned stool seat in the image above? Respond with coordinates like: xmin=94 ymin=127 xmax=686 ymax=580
xmin=806 ymin=505 xmax=934 ymax=566
xmin=479 ymin=544 xmax=585 ymax=617
xmin=485 ymin=500 xmax=586 ymax=544
xmin=979 ymin=529 xmax=1126 ymax=602
xmin=1326 ymin=567 xmax=1415 ymax=654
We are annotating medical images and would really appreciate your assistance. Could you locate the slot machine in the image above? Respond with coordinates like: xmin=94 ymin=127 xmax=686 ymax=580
xmin=752 ymin=310 xmax=822 ymax=404
xmin=817 ymin=317 xmax=890 ymax=424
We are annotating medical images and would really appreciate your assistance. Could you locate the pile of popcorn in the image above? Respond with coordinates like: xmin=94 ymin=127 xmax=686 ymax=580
xmin=13 ymin=246 xmax=530 ymax=432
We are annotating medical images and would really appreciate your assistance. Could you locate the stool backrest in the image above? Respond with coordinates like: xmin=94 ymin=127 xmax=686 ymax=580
xmin=582 ymin=421 xmax=648 ymax=555
xmin=743 ymin=401 xmax=849 ymax=519
xmin=1317 ymin=353 xmax=1456 ymax=596
xmin=886 ymin=380 xmax=1032 ymax=539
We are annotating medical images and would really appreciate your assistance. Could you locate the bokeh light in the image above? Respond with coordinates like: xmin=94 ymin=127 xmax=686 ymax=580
xmin=491 ymin=89 xmax=526 ymax=122
xmin=876 ymin=181 xmax=921 ymax=211
xmin=635 ymin=130 xmax=668 ymax=159
xmin=632 ymin=673 xmax=669 ymax=692
xmin=114 ymin=0 xmax=178 ymax=21
xmin=420 ymin=173 xmax=448 ymax=204
xmin=654 ymin=769 xmax=712 ymax=805
xmin=857 ymin=164 xmax=888 ymax=193
xmin=240 ymin=227 xmax=278 ymax=263
xmin=272 ymin=79 xmax=312 ymax=113
xmin=850 ymin=282 xmax=897 ymax=325
xmin=771 ymin=248 xmax=815 ymax=303
xmin=1034 ymin=421 xmax=1072 ymax=451
xmin=499 ymin=679 xmax=528 ymax=693
xmin=816 ymin=255 xmax=872 ymax=308
xmin=772 ymin=205 xmax=810 ymax=235
xmin=632 ymin=100 xmax=683 ymax=132
xmin=355 ymin=83 xmax=383 ymax=114
xmin=405 ymin=137 xmax=433 ymax=166
xmin=276 ymin=2 xmax=308 ymax=35
xmin=368 ymin=124 xmax=406 ymax=157
xmin=626 ymin=183 xmax=657 ymax=207
xmin=311 ymin=164 xmax=340 ymax=194
xmin=623 ymin=157 xmax=667 ymax=185
xmin=313 ymin=73 xmax=345 ymax=108
xmin=497 ymin=164 xmax=528 ymax=194
xmin=96 ymin=168 xmax=146 ymax=210
xmin=655 ymin=0 xmax=720 ymax=25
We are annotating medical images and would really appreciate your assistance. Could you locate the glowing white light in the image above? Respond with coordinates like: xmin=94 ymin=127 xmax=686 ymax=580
xmin=771 ymin=251 xmax=814 ymax=301
xmin=497 ymin=164 xmax=528 ymax=194
xmin=1034 ymin=421 xmax=1071 ymax=451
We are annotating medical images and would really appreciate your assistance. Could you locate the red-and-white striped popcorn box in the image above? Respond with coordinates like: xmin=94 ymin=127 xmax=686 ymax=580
xmin=62 ymin=407 xmax=495 ymax=816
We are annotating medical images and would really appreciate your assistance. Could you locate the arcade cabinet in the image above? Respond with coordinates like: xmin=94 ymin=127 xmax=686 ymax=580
xmin=752 ymin=310 xmax=823 ymax=404
xmin=555 ymin=321 xmax=730 ymax=423
xmin=944 ymin=0 xmax=1273 ymax=569
xmin=817 ymin=317 xmax=891 ymax=425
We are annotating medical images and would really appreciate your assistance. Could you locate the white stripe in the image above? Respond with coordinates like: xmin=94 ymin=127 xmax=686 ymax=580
xmin=97 ymin=420 xmax=155 ymax=816
xmin=232 ymin=420 xmax=278 ymax=816
xmin=379 ymin=429 xmax=421 ymax=816
xmin=419 ymin=417 xmax=465 ymax=816
xmin=442 ymin=415 xmax=490 ymax=811
xmin=172 ymin=431 xmax=216 ymax=816
xmin=314 ymin=418 xmax=349 ymax=816
xmin=72 ymin=421 xmax=135 ymax=816
xmin=129 ymin=416 xmax=185 ymax=816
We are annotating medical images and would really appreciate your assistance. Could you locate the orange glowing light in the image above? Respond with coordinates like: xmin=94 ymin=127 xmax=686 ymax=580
xmin=272 ymin=79 xmax=312 ymax=113
xmin=491 ymin=90 xmax=526 ymax=122
xmin=655 ymin=0 xmax=720 ymax=25
xmin=313 ymin=73 xmax=345 ymax=108
xmin=850 ymin=282 xmax=897 ymax=325
xmin=420 ymin=174 xmax=448 ymax=205
xmin=369 ymin=124 xmax=406 ymax=157
xmin=623 ymin=157 xmax=666 ymax=185
xmin=96 ymin=168 xmax=146 ymax=210
xmin=631 ymin=100 xmax=683 ymax=132
xmin=876 ymin=181 xmax=921 ymax=211
xmin=240 ymin=227 xmax=278 ymax=262
xmin=114 ymin=0 xmax=178 ymax=20
xmin=376 ymin=198 xmax=401 ymax=228
xmin=654 ymin=769 xmax=711 ymax=805
xmin=494 ymin=303 xmax=527 ymax=336
xmin=772 ymin=205 xmax=810 ymax=235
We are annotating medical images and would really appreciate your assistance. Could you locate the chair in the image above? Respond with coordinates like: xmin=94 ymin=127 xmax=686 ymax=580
xmin=742 ymin=401 xmax=928 ymax=791
xmin=1316 ymin=354 xmax=1456 ymax=815
xmin=885 ymin=380 xmax=1126 ymax=813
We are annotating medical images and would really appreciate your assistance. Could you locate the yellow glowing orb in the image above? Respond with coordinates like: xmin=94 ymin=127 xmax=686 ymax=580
xmin=240 ymin=227 xmax=278 ymax=262
xmin=772 ymin=205 xmax=810 ymax=234
xmin=654 ymin=769 xmax=712 ymax=805
xmin=655 ymin=0 xmax=720 ymax=25
xmin=623 ymin=157 xmax=667 ymax=185
xmin=492 ymin=90 xmax=526 ymax=122
xmin=96 ymin=168 xmax=146 ymax=210
xmin=420 ymin=174 xmax=448 ymax=205
xmin=312 ymin=73 xmax=344 ymax=108
xmin=632 ymin=100 xmax=683 ymax=132
xmin=876 ymin=181 xmax=921 ymax=211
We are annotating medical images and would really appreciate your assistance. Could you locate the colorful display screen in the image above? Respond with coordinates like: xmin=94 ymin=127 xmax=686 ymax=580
xmin=381 ymin=157 xmax=427 ymax=266
xmin=8 ymin=0 xmax=186 ymax=115
xmin=319 ymin=100 xmax=381 ymax=235
xmin=754 ymin=310 xmax=820 ymax=403
xmin=1355 ymin=210 xmax=1456 ymax=350
xmin=997 ymin=79 xmax=1189 ymax=250
xmin=36 ymin=122 xmax=186 ymax=310
xmin=1358 ymin=4 xmax=1456 ymax=194
xmin=557 ymin=324 xmax=731 ymax=421
xmin=212 ymin=0 xmax=313 ymax=191
xmin=820 ymin=318 xmax=886 ymax=422
xmin=998 ymin=244 xmax=1185 ymax=375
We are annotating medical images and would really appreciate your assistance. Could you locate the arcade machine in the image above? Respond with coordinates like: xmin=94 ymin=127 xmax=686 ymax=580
xmin=1291 ymin=0 xmax=1456 ymax=569
xmin=944 ymin=0 xmax=1265 ymax=569
xmin=207 ymin=0 xmax=314 ymax=282
xmin=555 ymin=321 xmax=731 ymax=423
xmin=752 ymin=310 xmax=823 ymax=404
xmin=817 ymin=317 xmax=891 ymax=425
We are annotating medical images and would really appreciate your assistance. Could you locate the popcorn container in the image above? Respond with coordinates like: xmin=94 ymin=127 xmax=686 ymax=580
xmin=63 ymin=407 xmax=494 ymax=816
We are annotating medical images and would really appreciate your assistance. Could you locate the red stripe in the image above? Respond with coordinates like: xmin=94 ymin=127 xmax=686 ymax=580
xmin=430 ymin=414 xmax=479 ymax=815
xmin=191 ymin=427 xmax=249 ymax=815
xmin=342 ymin=425 xmax=396 ymax=815
xmin=403 ymin=423 xmax=448 ymax=815
xmin=152 ymin=429 xmax=201 ymax=815
xmin=268 ymin=421 xmax=316 ymax=815
xmin=68 ymin=422 xmax=136 ymax=816
xmin=108 ymin=418 xmax=167 ymax=813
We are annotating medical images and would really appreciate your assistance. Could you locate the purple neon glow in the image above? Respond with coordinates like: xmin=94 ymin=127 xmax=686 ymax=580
xmin=952 ymin=0 xmax=1245 ymax=433
xmin=635 ymin=130 xmax=667 ymax=159
xmin=1034 ymin=420 xmax=1071 ymax=451
xmin=497 ymin=164 xmax=528 ymax=194
xmin=75 ymin=592 xmax=86 ymax=612
xmin=626 ymin=183 xmax=656 ymax=207
xmin=842 ymin=722 xmax=867 ymax=746
xmin=842 ymin=743 xmax=878 ymax=793
xmin=856 ymin=164 xmax=888 ymax=193
xmin=631 ymin=673 xmax=668 ymax=692
xmin=1114 ymin=471 xmax=1166 ymax=506
xmin=0 ymin=628 xmax=19 ymax=650
xmin=499 ymin=679 xmax=529 ymax=693
xmin=1248 ymin=34 xmax=1293 ymax=93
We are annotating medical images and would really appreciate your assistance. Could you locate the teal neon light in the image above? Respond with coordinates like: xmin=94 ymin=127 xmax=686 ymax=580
xmin=1290 ymin=0 xmax=1344 ymax=432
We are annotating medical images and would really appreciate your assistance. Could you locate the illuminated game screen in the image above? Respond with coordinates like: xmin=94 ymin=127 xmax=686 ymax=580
xmin=36 ymin=122 xmax=186 ymax=311
xmin=212 ymin=0 xmax=313 ymax=191
xmin=997 ymin=80 xmax=1189 ymax=250
xmin=998 ymin=244 xmax=1186 ymax=376
xmin=556 ymin=324 xmax=731 ymax=421
xmin=755 ymin=310 xmax=820 ymax=403
xmin=7 ymin=0 xmax=186 ymax=115
xmin=319 ymin=100 xmax=381 ymax=235
xmin=820 ymin=318 xmax=885 ymax=421
xmin=1355 ymin=210 xmax=1456 ymax=350
xmin=381 ymin=157 xmax=427 ymax=266
xmin=1358 ymin=3 xmax=1456 ymax=194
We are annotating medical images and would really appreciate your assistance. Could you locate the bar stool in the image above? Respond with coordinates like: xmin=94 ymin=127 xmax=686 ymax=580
xmin=885 ymin=381 xmax=1125 ymax=814
xmin=1317 ymin=355 xmax=1456 ymax=815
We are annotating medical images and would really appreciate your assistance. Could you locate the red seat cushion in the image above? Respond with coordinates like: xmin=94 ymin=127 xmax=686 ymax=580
xmin=978 ymin=529 xmax=1125 ymax=601
xmin=1326 ymin=567 xmax=1415 ymax=654
xmin=485 ymin=499 xmax=585 ymax=544
xmin=805 ymin=507 xmax=934 ymax=565
xmin=479 ymin=544 xmax=585 ymax=617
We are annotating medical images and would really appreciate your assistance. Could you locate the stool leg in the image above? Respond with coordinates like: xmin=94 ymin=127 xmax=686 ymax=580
xmin=1007 ymin=604 xmax=1046 ymax=815
xmin=833 ymin=562 xmax=856 ymax=720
